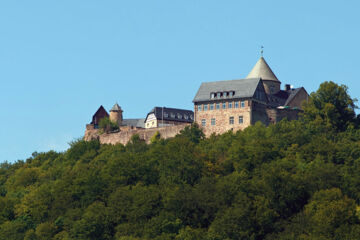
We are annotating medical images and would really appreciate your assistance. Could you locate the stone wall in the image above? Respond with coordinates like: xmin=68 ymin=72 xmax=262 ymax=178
xmin=84 ymin=124 xmax=190 ymax=145
xmin=195 ymin=100 xmax=251 ymax=136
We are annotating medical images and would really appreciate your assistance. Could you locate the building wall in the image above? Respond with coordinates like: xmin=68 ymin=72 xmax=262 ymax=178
xmin=145 ymin=113 xmax=158 ymax=128
xmin=195 ymin=99 xmax=251 ymax=136
xmin=262 ymin=80 xmax=280 ymax=95
xmin=251 ymin=101 xmax=270 ymax=125
xmin=265 ymin=108 xmax=301 ymax=124
xmin=110 ymin=111 xmax=123 ymax=126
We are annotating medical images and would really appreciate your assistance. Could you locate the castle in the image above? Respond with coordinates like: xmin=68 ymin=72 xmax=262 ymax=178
xmin=85 ymin=56 xmax=308 ymax=144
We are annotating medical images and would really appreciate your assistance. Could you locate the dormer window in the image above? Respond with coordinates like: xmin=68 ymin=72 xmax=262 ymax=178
xmin=217 ymin=92 xmax=221 ymax=98
xmin=190 ymin=115 xmax=193 ymax=120
xmin=164 ymin=112 xmax=169 ymax=118
xmin=229 ymin=91 xmax=234 ymax=97
xmin=170 ymin=113 xmax=175 ymax=118
xmin=177 ymin=113 xmax=182 ymax=119
xmin=184 ymin=115 xmax=189 ymax=120
xmin=210 ymin=93 xmax=215 ymax=99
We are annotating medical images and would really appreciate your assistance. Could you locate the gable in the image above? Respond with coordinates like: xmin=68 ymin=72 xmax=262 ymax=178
xmin=253 ymin=81 xmax=268 ymax=102
xmin=91 ymin=105 xmax=109 ymax=125
xmin=285 ymin=87 xmax=308 ymax=109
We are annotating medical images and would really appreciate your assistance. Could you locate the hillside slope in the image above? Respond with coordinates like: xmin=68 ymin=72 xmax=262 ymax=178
xmin=1 ymin=81 xmax=360 ymax=240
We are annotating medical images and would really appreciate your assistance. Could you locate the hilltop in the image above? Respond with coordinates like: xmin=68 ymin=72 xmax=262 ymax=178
xmin=1 ymin=81 xmax=360 ymax=239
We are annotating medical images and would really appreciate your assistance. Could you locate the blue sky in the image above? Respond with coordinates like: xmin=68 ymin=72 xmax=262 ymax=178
xmin=1 ymin=0 xmax=360 ymax=162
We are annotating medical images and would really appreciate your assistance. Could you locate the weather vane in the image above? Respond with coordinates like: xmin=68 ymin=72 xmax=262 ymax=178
xmin=261 ymin=46 xmax=264 ymax=57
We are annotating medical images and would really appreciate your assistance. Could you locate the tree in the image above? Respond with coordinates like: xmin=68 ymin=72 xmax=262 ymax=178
xmin=98 ymin=117 xmax=119 ymax=133
xmin=302 ymin=81 xmax=357 ymax=131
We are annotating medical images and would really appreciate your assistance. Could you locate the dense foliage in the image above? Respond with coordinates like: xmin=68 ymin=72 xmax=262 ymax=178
xmin=2 ymin=81 xmax=360 ymax=239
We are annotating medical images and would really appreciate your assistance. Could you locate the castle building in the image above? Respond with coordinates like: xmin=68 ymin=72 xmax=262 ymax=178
xmin=88 ymin=103 xmax=145 ymax=130
xmin=193 ymin=56 xmax=308 ymax=136
xmin=144 ymin=107 xmax=194 ymax=128
xmin=91 ymin=105 xmax=109 ymax=127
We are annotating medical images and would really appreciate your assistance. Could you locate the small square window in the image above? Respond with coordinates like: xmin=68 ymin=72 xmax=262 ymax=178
xmin=198 ymin=105 xmax=202 ymax=111
xmin=241 ymin=101 xmax=245 ymax=108
xmin=211 ymin=118 xmax=216 ymax=126
xmin=229 ymin=116 xmax=234 ymax=125
xmin=201 ymin=119 xmax=206 ymax=126
xmin=229 ymin=102 xmax=232 ymax=109
xmin=222 ymin=103 xmax=226 ymax=109
xmin=210 ymin=104 xmax=214 ymax=110
xmin=204 ymin=104 xmax=208 ymax=111
xmin=216 ymin=103 xmax=220 ymax=110
xmin=239 ymin=116 xmax=243 ymax=124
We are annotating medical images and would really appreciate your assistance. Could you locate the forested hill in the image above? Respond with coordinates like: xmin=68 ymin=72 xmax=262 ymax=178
xmin=2 ymin=81 xmax=360 ymax=240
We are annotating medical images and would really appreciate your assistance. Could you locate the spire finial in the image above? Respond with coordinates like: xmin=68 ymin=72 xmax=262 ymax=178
xmin=260 ymin=45 xmax=264 ymax=57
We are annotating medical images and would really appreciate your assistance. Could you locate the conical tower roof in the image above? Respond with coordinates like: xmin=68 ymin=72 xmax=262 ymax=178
xmin=246 ymin=57 xmax=280 ymax=82
xmin=110 ymin=103 xmax=122 ymax=112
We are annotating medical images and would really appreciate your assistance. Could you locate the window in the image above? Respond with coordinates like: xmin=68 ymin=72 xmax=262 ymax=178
xmin=211 ymin=118 xmax=216 ymax=126
xmin=204 ymin=104 xmax=208 ymax=111
xmin=217 ymin=92 xmax=221 ymax=98
xmin=241 ymin=101 xmax=245 ymax=108
xmin=229 ymin=116 xmax=234 ymax=125
xmin=210 ymin=104 xmax=214 ymax=110
xmin=216 ymin=103 xmax=220 ymax=110
xmin=210 ymin=93 xmax=215 ymax=99
xmin=198 ymin=105 xmax=202 ymax=111
xmin=170 ymin=113 xmax=175 ymax=118
xmin=222 ymin=102 xmax=226 ymax=109
xmin=184 ymin=115 xmax=189 ymax=120
xmin=239 ymin=116 xmax=243 ymax=124
xmin=190 ymin=115 xmax=193 ymax=120
xmin=229 ymin=91 xmax=234 ymax=97
xmin=229 ymin=102 xmax=233 ymax=109
xmin=201 ymin=119 xmax=206 ymax=126
xmin=164 ymin=113 xmax=169 ymax=117
xmin=235 ymin=102 xmax=239 ymax=108
xmin=177 ymin=113 xmax=182 ymax=119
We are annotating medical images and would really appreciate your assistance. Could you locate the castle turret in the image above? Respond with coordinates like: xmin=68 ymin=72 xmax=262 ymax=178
xmin=246 ymin=56 xmax=281 ymax=95
xmin=109 ymin=103 xmax=123 ymax=127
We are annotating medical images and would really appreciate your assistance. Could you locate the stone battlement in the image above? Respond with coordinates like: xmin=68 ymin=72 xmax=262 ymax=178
xmin=84 ymin=124 xmax=190 ymax=145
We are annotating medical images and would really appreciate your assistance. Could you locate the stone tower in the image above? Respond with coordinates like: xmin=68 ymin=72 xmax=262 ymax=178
xmin=246 ymin=56 xmax=281 ymax=95
xmin=109 ymin=103 xmax=123 ymax=127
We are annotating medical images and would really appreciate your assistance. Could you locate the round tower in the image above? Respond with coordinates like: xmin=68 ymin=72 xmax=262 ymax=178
xmin=109 ymin=103 xmax=123 ymax=127
xmin=246 ymin=56 xmax=281 ymax=95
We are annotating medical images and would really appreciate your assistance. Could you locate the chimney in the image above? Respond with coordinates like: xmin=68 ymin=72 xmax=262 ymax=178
xmin=285 ymin=84 xmax=291 ymax=91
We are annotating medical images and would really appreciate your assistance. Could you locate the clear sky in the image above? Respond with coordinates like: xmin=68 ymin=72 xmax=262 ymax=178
xmin=1 ymin=0 xmax=360 ymax=162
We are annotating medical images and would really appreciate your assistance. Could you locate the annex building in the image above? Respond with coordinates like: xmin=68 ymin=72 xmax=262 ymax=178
xmin=193 ymin=56 xmax=308 ymax=136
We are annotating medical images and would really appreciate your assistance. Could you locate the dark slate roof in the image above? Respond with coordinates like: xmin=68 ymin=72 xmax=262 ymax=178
xmin=122 ymin=119 xmax=145 ymax=128
xmin=110 ymin=103 xmax=122 ymax=111
xmin=267 ymin=88 xmax=303 ymax=107
xmin=146 ymin=107 xmax=194 ymax=123
xmin=193 ymin=78 xmax=262 ymax=103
